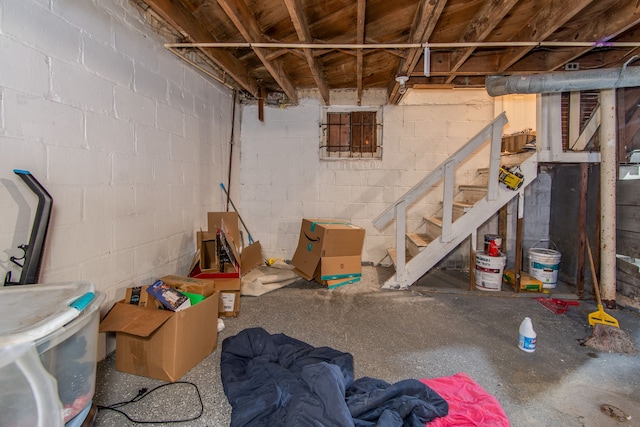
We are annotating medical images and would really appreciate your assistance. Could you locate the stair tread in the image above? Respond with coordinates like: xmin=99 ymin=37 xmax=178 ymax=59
xmin=387 ymin=248 xmax=413 ymax=267
xmin=452 ymin=201 xmax=473 ymax=208
xmin=426 ymin=216 xmax=443 ymax=226
xmin=459 ymin=184 xmax=487 ymax=191
xmin=407 ymin=232 xmax=431 ymax=247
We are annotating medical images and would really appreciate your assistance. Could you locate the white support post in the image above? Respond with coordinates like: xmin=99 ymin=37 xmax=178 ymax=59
xmin=487 ymin=121 xmax=503 ymax=201
xmin=395 ymin=200 xmax=407 ymax=283
xmin=599 ymin=89 xmax=617 ymax=302
xmin=441 ymin=160 xmax=455 ymax=242
xmin=569 ymin=92 xmax=581 ymax=146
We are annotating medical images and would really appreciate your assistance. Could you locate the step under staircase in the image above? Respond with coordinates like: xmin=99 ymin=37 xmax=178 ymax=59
xmin=373 ymin=112 xmax=539 ymax=290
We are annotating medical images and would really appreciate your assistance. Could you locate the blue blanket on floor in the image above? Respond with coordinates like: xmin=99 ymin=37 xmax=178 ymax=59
xmin=220 ymin=327 xmax=448 ymax=427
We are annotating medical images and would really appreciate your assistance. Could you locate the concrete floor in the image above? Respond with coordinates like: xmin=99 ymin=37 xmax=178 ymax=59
xmin=93 ymin=266 xmax=640 ymax=427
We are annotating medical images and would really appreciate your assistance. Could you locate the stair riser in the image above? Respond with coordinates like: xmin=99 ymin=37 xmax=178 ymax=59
xmin=424 ymin=220 xmax=442 ymax=240
xmin=460 ymin=189 xmax=486 ymax=204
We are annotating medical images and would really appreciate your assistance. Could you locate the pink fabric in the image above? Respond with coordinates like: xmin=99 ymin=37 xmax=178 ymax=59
xmin=421 ymin=372 xmax=510 ymax=427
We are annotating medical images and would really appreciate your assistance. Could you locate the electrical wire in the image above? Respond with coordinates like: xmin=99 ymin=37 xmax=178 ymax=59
xmin=96 ymin=381 xmax=204 ymax=424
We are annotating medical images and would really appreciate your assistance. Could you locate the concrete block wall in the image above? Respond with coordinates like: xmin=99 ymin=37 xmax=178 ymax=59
xmin=0 ymin=1 xmax=232 ymax=307
xmin=238 ymin=89 xmax=496 ymax=264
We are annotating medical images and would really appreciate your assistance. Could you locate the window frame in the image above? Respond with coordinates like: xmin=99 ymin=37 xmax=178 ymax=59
xmin=319 ymin=106 xmax=383 ymax=160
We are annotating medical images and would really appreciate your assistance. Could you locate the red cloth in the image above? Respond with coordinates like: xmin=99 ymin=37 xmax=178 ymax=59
xmin=421 ymin=372 xmax=509 ymax=426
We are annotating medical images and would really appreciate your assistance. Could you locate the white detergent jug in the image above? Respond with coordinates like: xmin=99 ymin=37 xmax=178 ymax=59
xmin=518 ymin=317 xmax=537 ymax=353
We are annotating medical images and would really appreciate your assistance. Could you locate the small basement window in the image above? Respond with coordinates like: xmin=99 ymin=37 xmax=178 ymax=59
xmin=320 ymin=109 xmax=382 ymax=159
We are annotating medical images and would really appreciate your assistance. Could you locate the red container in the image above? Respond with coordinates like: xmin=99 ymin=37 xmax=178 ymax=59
xmin=484 ymin=234 xmax=502 ymax=257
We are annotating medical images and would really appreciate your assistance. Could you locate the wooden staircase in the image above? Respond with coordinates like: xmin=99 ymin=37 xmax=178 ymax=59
xmin=373 ymin=113 xmax=539 ymax=289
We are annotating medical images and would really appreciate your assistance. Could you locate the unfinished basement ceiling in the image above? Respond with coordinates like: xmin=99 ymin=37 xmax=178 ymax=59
xmin=135 ymin=0 xmax=640 ymax=105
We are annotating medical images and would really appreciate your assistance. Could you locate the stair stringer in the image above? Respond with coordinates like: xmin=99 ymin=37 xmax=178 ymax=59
xmin=382 ymin=154 xmax=538 ymax=289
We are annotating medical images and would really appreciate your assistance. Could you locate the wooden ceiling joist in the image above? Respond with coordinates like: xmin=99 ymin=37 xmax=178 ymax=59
xmin=143 ymin=0 xmax=260 ymax=97
xmin=135 ymin=0 xmax=640 ymax=106
xmin=388 ymin=0 xmax=447 ymax=104
xmin=283 ymin=0 xmax=330 ymax=104
xmin=217 ymin=0 xmax=299 ymax=104
xmin=445 ymin=0 xmax=519 ymax=84
xmin=497 ymin=0 xmax=596 ymax=72
xmin=356 ymin=0 xmax=366 ymax=104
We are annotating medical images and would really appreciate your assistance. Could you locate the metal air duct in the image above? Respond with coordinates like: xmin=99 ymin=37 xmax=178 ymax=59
xmin=486 ymin=66 xmax=640 ymax=96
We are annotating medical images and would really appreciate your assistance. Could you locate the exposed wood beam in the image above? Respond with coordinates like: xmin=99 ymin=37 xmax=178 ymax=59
xmin=388 ymin=0 xmax=447 ymax=104
xmin=446 ymin=0 xmax=519 ymax=84
xmin=545 ymin=6 xmax=640 ymax=71
xmin=497 ymin=0 xmax=595 ymax=72
xmin=356 ymin=0 xmax=366 ymax=104
xmin=142 ymin=0 xmax=259 ymax=97
xmin=283 ymin=0 xmax=330 ymax=104
xmin=217 ymin=0 xmax=298 ymax=104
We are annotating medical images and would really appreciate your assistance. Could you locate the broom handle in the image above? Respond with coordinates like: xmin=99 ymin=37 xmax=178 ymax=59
xmin=586 ymin=239 xmax=603 ymax=306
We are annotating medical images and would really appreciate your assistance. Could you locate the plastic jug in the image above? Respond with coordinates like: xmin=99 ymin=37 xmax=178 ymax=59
xmin=518 ymin=317 xmax=537 ymax=353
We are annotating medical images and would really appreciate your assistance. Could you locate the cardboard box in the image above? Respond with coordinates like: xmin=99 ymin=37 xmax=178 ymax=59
xmin=189 ymin=212 xmax=264 ymax=316
xmin=212 ymin=277 xmax=241 ymax=317
xmin=194 ymin=219 xmax=263 ymax=278
xmin=503 ymin=269 xmax=543 ymax=292
xmin=208 ymin=212 xmax=241 ymax=243
xmin=291 ymin=219 xmax=365 ymax=286
xmin=99 ymin=291 xmax=219 ymax=382
xmin=197 ymin=231 xmax=219 ymax=273
xmin=124 ymin=285 xmax=160 ymax=309
xmin=323 ymin=276 xmax=362 ymax=289
xmin=501 ymin=132 xmax=535 ymax=152
xmin=160 ymin=275 xmax=215 ymax=297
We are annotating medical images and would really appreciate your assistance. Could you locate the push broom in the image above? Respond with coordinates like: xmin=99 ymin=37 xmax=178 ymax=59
xmin=582 ymin=240 xmax=636 ymax=354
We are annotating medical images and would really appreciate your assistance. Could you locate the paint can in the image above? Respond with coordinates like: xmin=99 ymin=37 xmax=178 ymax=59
xmin=475 ymin=251 xmax=506 ymax=291
xmin=484 ymin=234 xmax=502 ymax=257
xmin=528 ymin=240 xmax=561 ymax=288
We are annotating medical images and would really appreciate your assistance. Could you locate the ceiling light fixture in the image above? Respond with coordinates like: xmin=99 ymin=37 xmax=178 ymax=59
xmin=395 ymin=76 xmax=409 ymax=94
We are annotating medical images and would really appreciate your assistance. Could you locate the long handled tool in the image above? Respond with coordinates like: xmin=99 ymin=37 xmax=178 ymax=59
xmin=219 ymin=183 xmax=254 ymax=245
xmin=586 ymin=240 xmax=619 ymax=328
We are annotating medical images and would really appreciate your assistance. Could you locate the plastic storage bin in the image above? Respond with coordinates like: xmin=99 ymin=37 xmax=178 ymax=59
xmin=0 ymin=282 xmax=104 ymax=427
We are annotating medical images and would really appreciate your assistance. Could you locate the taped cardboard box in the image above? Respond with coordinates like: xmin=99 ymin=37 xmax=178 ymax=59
xmin=99 ymin=290 xmax=219 ymax=382
xmin=291 ymin=219 xmax=365 ymax=287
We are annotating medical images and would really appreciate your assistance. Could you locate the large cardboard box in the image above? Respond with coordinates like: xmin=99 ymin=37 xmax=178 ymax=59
xmin=99 ymin=290 xmax=219 ymax=382
xmin=291 ymin=219 xmax=365 ymax=287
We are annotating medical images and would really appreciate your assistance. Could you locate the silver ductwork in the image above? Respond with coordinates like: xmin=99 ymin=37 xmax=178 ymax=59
xmin=486 ymin=66 xmax=640 ymax=96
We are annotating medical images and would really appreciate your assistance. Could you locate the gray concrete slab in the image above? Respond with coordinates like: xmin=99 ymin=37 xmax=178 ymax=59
xmin=93 ymin=266 xmax=640 ymax=426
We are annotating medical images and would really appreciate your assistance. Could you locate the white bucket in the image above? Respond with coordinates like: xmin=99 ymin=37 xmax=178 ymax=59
xmin=475 ymin=251 xmax=506 ymax=291
xmin=528 ymin=243 xmax=561 ymax=288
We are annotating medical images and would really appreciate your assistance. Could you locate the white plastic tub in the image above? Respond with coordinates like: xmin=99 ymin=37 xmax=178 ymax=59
xmin=0 ymin=282 xmax=104 ymax=427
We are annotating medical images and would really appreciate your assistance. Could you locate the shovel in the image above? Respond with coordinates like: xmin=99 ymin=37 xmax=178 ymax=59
xmin=586 ymin=240 xmax=619 ymax=328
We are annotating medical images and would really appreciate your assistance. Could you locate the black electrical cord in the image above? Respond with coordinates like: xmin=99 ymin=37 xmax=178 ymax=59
xmin=96 ymin=381 xmax=204 ymax=424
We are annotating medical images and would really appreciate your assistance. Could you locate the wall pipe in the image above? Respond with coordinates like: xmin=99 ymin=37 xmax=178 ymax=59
xmin=165 ymin=41 xmax=640 ymax=50
xmin=486 ymin=66 xmax=640 ymax=96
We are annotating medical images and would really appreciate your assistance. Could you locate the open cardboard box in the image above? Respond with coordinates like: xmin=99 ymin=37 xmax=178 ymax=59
xmin=291 ymin=219 xmax=365 ymax=288
xmin=189 ymin=212 xmax=264 ymax=316
xmin=99 ymin=289 xmax=219 ymax=382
